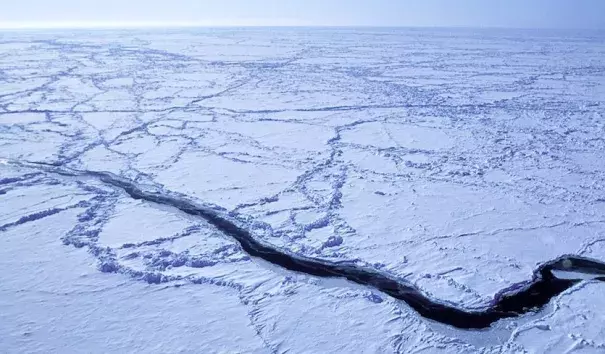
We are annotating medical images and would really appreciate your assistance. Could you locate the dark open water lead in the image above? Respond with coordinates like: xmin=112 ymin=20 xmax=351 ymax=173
xmin=26 ymin=162 xmax=605 ymax=329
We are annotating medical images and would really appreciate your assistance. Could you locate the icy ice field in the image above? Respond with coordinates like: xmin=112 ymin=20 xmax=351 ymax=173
xmin=1 ymin=28 xmax=605 ymax=353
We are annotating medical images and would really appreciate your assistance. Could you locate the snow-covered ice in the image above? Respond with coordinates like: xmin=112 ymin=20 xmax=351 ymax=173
xmin=1 ymin=27 xmax=605 ymax=353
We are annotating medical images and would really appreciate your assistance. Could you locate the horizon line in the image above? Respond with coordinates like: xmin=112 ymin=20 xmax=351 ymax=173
xmin=0 ymin=21 xmax=602 ymax=31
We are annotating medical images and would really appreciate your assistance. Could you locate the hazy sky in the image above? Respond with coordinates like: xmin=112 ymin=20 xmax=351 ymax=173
xmin=1 ymin=0 xmax=604 ymax=29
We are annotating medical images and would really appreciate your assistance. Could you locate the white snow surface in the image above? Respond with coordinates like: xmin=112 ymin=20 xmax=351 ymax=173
xmin=1 ymin=27 xmax=605 ymax=353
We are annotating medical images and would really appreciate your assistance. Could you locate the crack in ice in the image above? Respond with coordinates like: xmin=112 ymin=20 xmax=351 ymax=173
xmin=12 ymin=160 xmax=605 ymax=329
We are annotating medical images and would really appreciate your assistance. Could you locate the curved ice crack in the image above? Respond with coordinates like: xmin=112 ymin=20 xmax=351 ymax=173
xmin=11 ymin=160 xmax=605 ymax=329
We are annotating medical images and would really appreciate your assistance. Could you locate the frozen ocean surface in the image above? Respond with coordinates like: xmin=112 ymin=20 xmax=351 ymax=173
xmin=1 ymin=27 xmax=605 ymax=353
